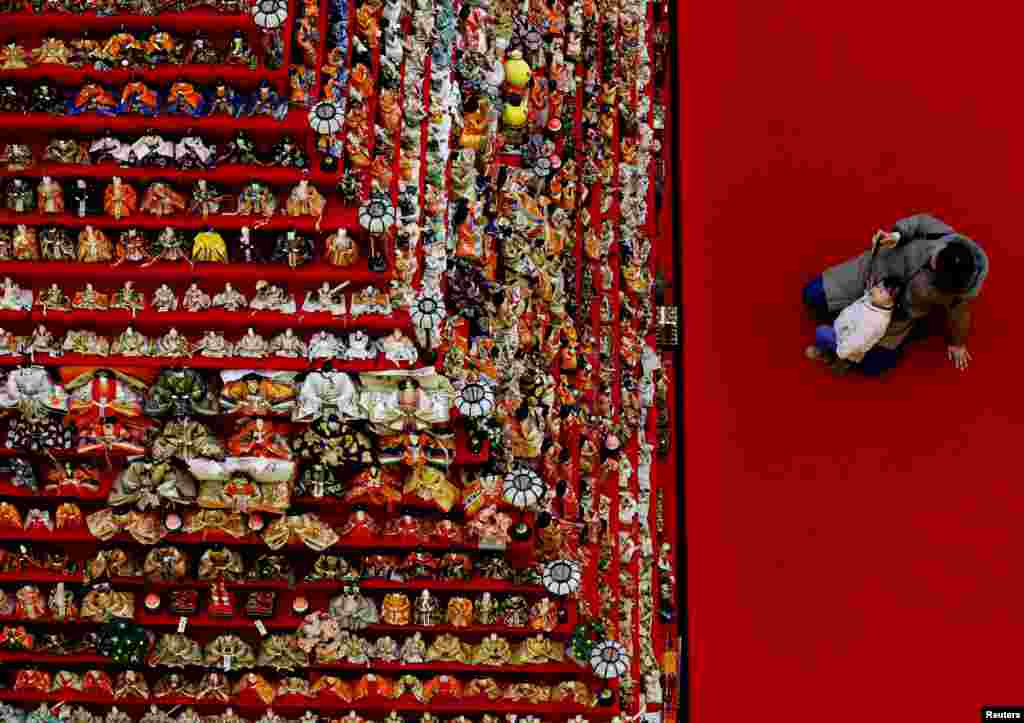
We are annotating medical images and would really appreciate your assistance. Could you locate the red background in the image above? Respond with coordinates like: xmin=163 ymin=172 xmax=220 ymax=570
xmin=681 ymin=1 xmax=1024 ymax=721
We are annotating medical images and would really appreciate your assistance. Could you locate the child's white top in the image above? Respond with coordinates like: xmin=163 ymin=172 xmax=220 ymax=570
xmin=834 ymin=293 xmax=893 ymax=362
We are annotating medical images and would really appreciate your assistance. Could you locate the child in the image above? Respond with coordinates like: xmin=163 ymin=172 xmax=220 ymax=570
xmin=805 ymin=276 xmax=905 ymax=372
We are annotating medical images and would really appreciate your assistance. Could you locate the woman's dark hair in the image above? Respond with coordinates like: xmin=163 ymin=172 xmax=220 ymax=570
xmin=933 ymin=241 xmax=976 ymax=292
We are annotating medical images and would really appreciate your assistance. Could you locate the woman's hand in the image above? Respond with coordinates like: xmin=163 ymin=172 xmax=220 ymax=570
xmin=872 ymin=229 xmax=901 ymax=250
xmin=948 ymin=345 xmax=972 ymax=371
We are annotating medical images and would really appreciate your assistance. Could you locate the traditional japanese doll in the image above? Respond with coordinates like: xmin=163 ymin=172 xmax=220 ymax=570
xmin=206 ymin=80 xmax=243 ymax=117
xmin=0 ymin=366 xmax=71 ymax=452
xmin=283 ymin=180 xmax=326 ymax=224
xmin=6 ymin=178 xmax=34 ymax=214
xmin=293 ymin=366 xmax=358 ymax=422
xmin=226 ymin=418 xmax=292 ymax=459
xmin=67 ymin=81 xmax=118 ymax=115
xmin=175 ymin=134 xmax=216 ymax=170
xmin=127 ymin=131 xmax=175 ymax=167
xmin=165 ymin=79 xmax=207 ymax=117
xmin=36 ymin=176 xmax=64 ymax=214
xmin=270 ymin=230 xmax=315 ymax=268
xmin=118 ymin=80 xmax=160 ymax=116
xmin=141 ymin=181 xmax=186 ymax=216
xmin=104 ymin=177 xmax=138 ymax=220
xmin=220 ymin=371 xmax=297 ymax=417
xmin=235 ymin=181 xmax=276 ymax=217
xmin=356 ymin=370 xmax=455 ymax=434
xmin=40 ymin=226 xmax=75 ymax=261
xmin=245 ymin=79 xmax=288 ymax=119
xmin=325 ymin=229 xmax=359 ymax=267
xmin=77 ymin=225 xmax=113 ymax=263
xmin=151 ymin=417 xmax=225 ymax=462
xmin=145 ymin=368 xmax=219 ymax=418
xmin=62 ymin=368 xmax=151 ymax=433
xmin=108 ymin=458 xmax=197 ymax=510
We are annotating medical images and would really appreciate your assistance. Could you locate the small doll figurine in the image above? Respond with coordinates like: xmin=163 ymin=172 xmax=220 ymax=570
xmin=110 ymin=280 xmax=146 ymax=313
xmin=165 ymin=78 xmax=206 ymax=117
xmin=88 ymin=131 xmax=126 ymax=164
xmin=40 ymin=226 xmax=75 ymax=261
xmin=185 ymin=31 xmax=221 ymax=64
xmin=196 ymin=330 xmax=233 ymax=357
xmin=246 ymin=79 xmax=288 ymax=120
xmin=182 ymin=282 xmax=211 ymax=312
xmin=128 ymin=130 xmax=175 ymax=167
xmin=175 ymin=133 xmax=217 ymax=170
xmin=206 ymin=79 xmax=243 ymax=117
xmin=0 ymin=84 xmax=23 ymax=113
xmin=151 ymin=283 xmax=178 ymax=311
xmin=225 ymin=29 xmax=256 ymax=67
xmin=114 ymin=228 xmax=149 ymax=265
xmin=249 ymin=280 xmax=294 ymax=312
xmin=189 ymin=179 xmax=227 ymax=217
xmin=234 ymin=226 xmax=262 ymax=262
xmin=72 ymin=282 xmax=109 ymax=310
xmin=24 ymin=322 xmax=60 ymax=355
xmin=235 ymin=181 xmax=276 ymax=217
xmin=45 ymin=137 xmax=89 ymax=164
xmin=266 ymin=135 xmax=308 ymax=168
xmin=141 ymin=181 xmax=186 ymax=216
xmin=112 ymin=325 xmax=151 ymax=356
xmin=38 ymin=284 xmax=70 ymax=312
xmin=212 ymin=282 xmax=247 ymax=311
xmin=271 ymin=230 xmax=314 ymax=268
xmin=118 ymin=80 xmax=160 ymax=116
xmin=144 ymin=29 xmax=181 ymax=65
xmin=269 ymin=328 xmax=307 ymax=357
xmin=6 ymin=178 xmax=34 ymax=214
xmin=301 ymin=281 xmax=347 ymax=315
xmin=144 ymin=226 xmax=191 ymax=266
xmin=192 ymin=228 xmax=228 ymax=263
xmin=284 ymin=179 xmax=326 ymax=227
xmin=36 ymin=176 xmax=64 ymax=214
xmin=68 ymin=178 xmax=97 ymax=218
xmin=29 ymin=80 xmax=63 ymax=115
xmin=0 ymin=42 xmax=27 ymax=69
xmin=104 ymin=176 xmax=138 ymax=220
xmin=234 ymin=327 xmax=269 ymax=358
xmin=77 ymin=225 xmax=113 ymax=263
xmin=68 ymin=80 xmax=118 ymax=115
xmin=217 ymin=130 xmax=260 ymax=165
xmin=154 ymin=327 xmax=191 ymax=357
xmin=0 ymin=143 xmax=33 ymax=171
xmin=0 ymin=276 xmax=30 ymax=310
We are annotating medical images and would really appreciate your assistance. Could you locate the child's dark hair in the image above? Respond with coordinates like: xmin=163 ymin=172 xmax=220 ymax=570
xmin=881 ymin=275 xmax=906 ymax=302
xmin=933 ymin=240 xmax=976 ymax=292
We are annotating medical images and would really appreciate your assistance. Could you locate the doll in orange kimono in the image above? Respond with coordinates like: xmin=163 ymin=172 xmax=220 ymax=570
xmin=141 ymin=181 xmax=186 ymax=217
xmin=104 ymin=176 xmax=138 ymax=220
xmin=77 ymin=415 xmax=149 ymax=456
xmin=227 ymin=417 xmax=292 ymax=459
xmin=62 ymin=367 xmax=151 ymax=428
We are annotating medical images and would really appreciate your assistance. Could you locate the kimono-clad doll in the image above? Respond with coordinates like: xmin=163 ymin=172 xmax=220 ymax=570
xmin=191 ymin=228 xmax=227 ymax=263
xmin=118 ymin=80 xmax=160 ymax=116
xmin=175 ymin=134 xmax=216 ymax=170
xmin=141 ymin=181 xmax=186 ymax=216
xmin=76 ymin=411 xmax=151 ymax=456
xmin=62 ymin=367 xmax=151 ymax=431
xmin=269 ymin=328 xmax=307 ymax=358
xmin=325 ymin=229 xmax=358 ymax=267
xmin=185 ymin=31 xmax=221 ymax=64
xmin=144 ymin=368 xmax=219 ymax=418
xmin=0 ymin=143 xmax=33 ymax=171
xmin=0 ymin=365 xmax=72 ymax=452
xmin=245 ymin=79 xmax=288 ymax=120
xmin=270 ymin=230 xmax=314 ymax=268
xmin=67 ymin=81 xmax=118 ymax=115
xmin=110 ymin=281 xmax=146 ymax=314
xmin=144 ymin=227 xmax=191 ymax=265
xmin=88 ymin=131 xmax=127 ymax=164
xmin=6 ymin=178 xmax=34 ymax=214
xmin=206 ymin=79 xmax=243 ymax=117
xmin=266 ymin=135 xmax=308 ymax=168
xmin=28 ymin=80 xmax=62 ymax=115
xmin=284 ymin=180 xmax=326 ymax=226
xmin=143 ymin=29 xmax=182 ymax=65
xmin=151 ymin=417 xmax=225 ymax=462
xmin=103 ymin=176 xmax=138 ymax=220
xmin=127 ymin=130 xmax=175 ymax=167
xmin=293 ymin=365 xmax=358 ymax=422
xmin=108 ymin=458 xmax=197 ymax=510
xmin=219 ymin=370 xmax=297 ymax=417
xmin=77 ymin=225 xmax=114 ymax=263
xmin=40 ymin=226 xmax=75 ymax=261
xmin=0 ymin=276 xmax=31 ymax=311
xmin=67 ymin=178 xmax=98 ymax=218
xmin=165 ymin=79 xmax=207 ymax=117
xmin=356 ymin=370 xmax=455 ymax=434
xmin=113 ymin=228 xmax=149 ymax=265
xmin=189 ymin=179 xmax=227 ymax=218
xmin=233 ymin=226 xmax=262 ymax=263
xmin=36 ymin=176 xmax=63 ymax=214
xmin=44 ymin=137 xmax=88 ymax=164
xmin=216 ymin=129 xmax=259 ymax=165
xmin=71 ymin=282 xmax=109 ymax=310
xmin=235 ymin=181 xmax=276 ymax=217
xmin=226 ymin=417 xmax=291 ymax=459
xmin=12 ymin=224 xmax=39 ymax=261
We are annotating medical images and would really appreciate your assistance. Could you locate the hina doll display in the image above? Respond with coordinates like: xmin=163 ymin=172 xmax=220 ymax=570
xmin=212 ymin=282 xmax=247 ymax=311
xmin=195 ymin=330 xmax=233 ymax=358
xmin=270 ymin=230 xmax=315 ymax=268
xmin=68 ymin=81 xmax=118 ymax=115
xmin=0 ymin=277 xmax=31 ymax=311
xmin=175 ymin=134 xmax=216 ymax=170
xmin=225 ymin=30 xmax=255 ymax=66
xmin=234 ymin=226 xmax=262 ymax=263
xmin=185 ymin=31 xmax=221 ymax=64
xmin=76 ymin=414 xmax=148 ymax=455
xmin=127 ymin=131 xmax=175 ymax=167
xmin=108 ymin=458 xmax=197 ymax=510
xmin=226 ymin=417 xmax=291 ymax=459
xmin=151 ymin=283 xmax=178 ymax=311
xmin=301 ymin=282 xmax=348 ymax=315
xmin=63 ymin=329 xmax=111 ymax=355
xmin=103 ymin=177 xmax=138 ymax=220
xmin=152 ymin=417 xmax=225 ymax=462
xmin=293 ymin=366 xmax=358 ymax=421
xmin=144 ymin=227 xmax=191 ymax=265
xmin=206 ymin=80 xmax=243 ymax=117
xmin=29 ymin=80 xmax=63 ymax=115
xmin=141 ymin=181 xmax=186 ymax=216
xmin=144 ymin=368 xmax=219 ymax=418
xmin=45 ymin=138 xmax=89 ymax=165
xmin=249 ymin=281 xmax=294 ymax=312
xmin=6 ymin=178 xmax=34 ymax=213
xmin=235 ymin=327 xmax=270 ymax=358
xmin=154 ymin=328 xmax=191 ymax=357
xmin=37 ymin=285 xmax=70 ymax=312
xmin=68 ymin=179 xmax=98 ymax=217
xmin=267 ymin=135 xmax=308 ymax=168
xmin=110 ymin=281 xmax=146 ymax=313
xmin=88 ymin=132 xmax=126 ymax=164
xmin=284 ymin=179 xmax=326 ymax=223
xmin=182 ymin=282 xmax=211 ymax=311
xmin=245 ymin=80 xmax=287 ymax=119
xmin=111 ymin=326 xmax=151 ymax=356
xmin=0 ymin=143 xmax=32 ymax=171
xmin=72 ymin=282 xmax=110 ymax=310
xmin=77 ymin=225 xmax=114 ymax=263
xmin=118 ymin=80 xmax=160 ymax=115
xmin=217 ymin=130 xmax=259 ymax=165
xmin=269 ymin=328 xmax=307 ymax=357
xmin=189 ymin=179 xmax=226 ymax=217
xmin=36 ymin=176 xmax=63 ymax=214
xmin=114 ymin=228 xmax=149 ymax=265
xmin=235 ymin=181 xmax=276 ymax=217
xmin=13 ymin=225 xmax=40 ymax=260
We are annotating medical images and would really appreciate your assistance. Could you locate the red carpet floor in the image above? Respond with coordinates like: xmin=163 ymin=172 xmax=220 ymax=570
xmin=681 ymin=1 xmax=1024 ymax=721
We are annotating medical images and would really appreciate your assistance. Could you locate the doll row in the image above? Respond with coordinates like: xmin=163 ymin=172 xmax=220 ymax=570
xmin=0 ymin=544 xmax=545 ymax=590
xmin=0 ymin=78 xmax=288 ymax=119
xmin=0 ymin=0 xmax=247 ymax=15
xmin=3 ymin=176 xmax=328 ymax=223
xmin=1 ymin=28 xmax=265 ymax=70
xmin=0 ymin=225 xmax=367 ymax=268
xmin=0 ymin=706 xmax=600 ymax=723
xmin=2 ymin=130 xmax=308 ymax=170
xmin=0 ymin=323 xmax=412 ymax=361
